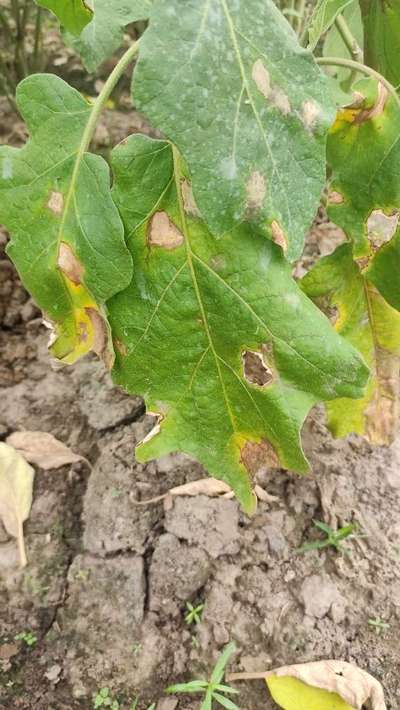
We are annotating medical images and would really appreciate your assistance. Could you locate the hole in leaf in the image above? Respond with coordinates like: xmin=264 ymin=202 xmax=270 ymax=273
xmin=242 ymin=349 xmax=273 ymax=387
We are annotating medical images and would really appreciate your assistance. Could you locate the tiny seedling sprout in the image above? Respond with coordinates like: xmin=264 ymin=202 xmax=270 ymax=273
xmin=15 ymin=631 xmax=37 ymax=647
xmin=368 ymin=617 xmax=391 ymax=635
xmin=166 ymin=641 xmax=239 ymax=710
xmin=185 ymin=601 xmax=205 ymax=625
xmin=296 ymin=520 xmax=358 ymax=554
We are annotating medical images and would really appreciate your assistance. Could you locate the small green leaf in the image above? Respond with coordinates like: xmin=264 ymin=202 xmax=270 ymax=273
xmin=308 ymin=0 xmax=355 ymax=49
xmin=360 ymin=0 xmax=400 ymax=88
xmin=66 ymin=0 xmax=152 ymax=71
xmin=35 ymin=0 xmax=93 ymax=34
xmin=210 ymin=643 xmax=236 ymax=685
xmin=302 ymin=243 xmax=400 ymax=444
xmin=266 ymin=676 xmax=355 ymax=709
xmin=166 ymin=681 xmax=208 ymax=694
xmin=212 ymin=692 xmax=240 ymax=710
xmin=134 ymin=0 xmax=335 ymax=261
xmin=108 ymin=135 xmax=368 ymax=511
xmin=0 ymin=74 xmax=132 ymax=367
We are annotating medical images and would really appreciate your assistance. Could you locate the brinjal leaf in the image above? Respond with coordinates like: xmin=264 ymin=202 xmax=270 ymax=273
xmin=0 ymin=74 xmax=132 ymax=366
xmin=302 ymin=243 xmax=400 ymax=444
xmin=327 ymin=78 xmax=400 ymax=309
xmin=308 ymin=0 xmax=355 ymax=50
xmin=360 ymin=0 xmax=400 ymax=89
xmin=66 ymin=0 xmax=153 ymax=71
xmin=107 ymin=134 xmax=368 ymax=512
xmin=134 ymin=0 xmax=335 ymax=261
xmin=35 ymin=0 xmax=93 ymax=35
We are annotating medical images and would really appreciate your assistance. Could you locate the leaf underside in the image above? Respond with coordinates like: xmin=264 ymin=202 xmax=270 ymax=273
xmin=302 ymin=244 xmax=400 ymax=444
xmin=311 ymin=77 xmax=400 ymax=442
xmin=36 ymin=0 xmax=93 ymax=35
xmin=327 ymin=78 xmax=400 ymax=287
xmin=65 ymin=0 xmax=153 ymax=71
xmin=0 ymin=74 xmax=132 ymax=366
xmin=134 ymin=0 xmax=335 ymax=261
xmin=108 ymin=134 xmax=368 ymax=512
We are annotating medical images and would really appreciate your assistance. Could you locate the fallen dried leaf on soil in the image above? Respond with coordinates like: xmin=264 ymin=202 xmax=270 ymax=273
xmin=6 ymin=431 xmax=89 ymax=470
xmin=228 ymin=659 xmax=386 ymax=710
xmin=0 ymin=442 xmax=35 ymax=567
xmin=131 ymin=478 xmax=278 ymax=506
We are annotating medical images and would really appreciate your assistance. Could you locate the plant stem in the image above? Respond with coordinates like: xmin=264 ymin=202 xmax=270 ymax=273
xmin=295 ymin=0 xmax=306 ymax=34
xmin=32 ymin=7 xmax=43 ymax=72
xmin=80 ymin=40 xmax=140 ymax=153
xmin=59 ymin=41 xmax=140 ymax=239
xmin=334 ymin=13 xmax=363 ymax=62
xmin=317 ymin=57 xmax=400 ymax=110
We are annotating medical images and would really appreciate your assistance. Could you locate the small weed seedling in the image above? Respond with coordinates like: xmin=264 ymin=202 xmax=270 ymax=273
xmin=368 ymin=617 xmax=391 ymax=635
xmin=15 ymin=631 xmax=37 ymax=647
xmin=166 ymin=641 xmax=239 ymax=710
xmin=131 ymin=642 xmax=143 ymax=656
xmin=130 ymin=699 xmax=156 ymax=710
xmin=296 ymin=520 xmax=357 ymax=554
xmin=185 ymin=601 xmax=204 ymax=626
xmin=93 ymin=687 xmax=119 ymax=709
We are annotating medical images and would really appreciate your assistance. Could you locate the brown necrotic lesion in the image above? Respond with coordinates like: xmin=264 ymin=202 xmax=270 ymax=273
xmin=242 ymin=348 xmax=273 ymax=387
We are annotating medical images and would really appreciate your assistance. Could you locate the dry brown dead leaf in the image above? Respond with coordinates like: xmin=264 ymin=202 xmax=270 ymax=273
xmin=132 ymin=477 xmax=278 ymax=506
xmin=228 ymin=659 xmax=386 ymax=710
xmin=0 ymin=443 xmax=35 ymax=567
xmin=6 ymin=431 xmax=89 ymax=471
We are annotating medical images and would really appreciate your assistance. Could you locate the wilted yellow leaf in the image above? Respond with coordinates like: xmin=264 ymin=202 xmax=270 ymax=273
xmin=267 ymin=676 xmax=355 ymax=710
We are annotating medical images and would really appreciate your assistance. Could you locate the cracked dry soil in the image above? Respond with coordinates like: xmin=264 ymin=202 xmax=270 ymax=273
xmin=1 ymin=114 xmax=400 ymax=709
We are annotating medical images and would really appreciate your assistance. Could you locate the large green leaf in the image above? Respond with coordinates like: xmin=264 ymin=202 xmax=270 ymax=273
xmin=35 ymin=0 xmax=93 ymax=35
xmin=302 ymin=243 xmax=400 ymax=444
xmin=327 ymin=78 xmax=400 ymax=307
xmin=0 ymin=74 xmax=132 ymax=366
xmin=108 ymin=134 xmax=368 ymax=512
xmin=308 ymin=0 xmax=354 ymax=50
xmin=133 ymin=0 xmax=335 ymax=262
xmin=360 ymin=0 xmax=400 ymax=88
xmin=66 ymin=0 xmax=152 ymax=72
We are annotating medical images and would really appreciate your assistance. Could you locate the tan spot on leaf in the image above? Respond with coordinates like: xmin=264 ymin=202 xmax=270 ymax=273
xmin=252 ymin=59 xmax=271 ymax=99
xmin=246 ymin=171 xmax=266 ymax=211
xmin=328 ymin=191 xmax=344 ymax=205
xmin=271 ymin=221 xmax=287 ymax=253
xmin=57 ymin=243 xmax=84 ymax=285
xmin=181 ymin=179 xmax=201 ymax=217
xmin=356 ymin=256 xmax=370 ymax=271
xmin=115 ymin=338 xmax=128 ymax=356
xmin=85 ymin=307 xmax=114 ymax=370
xmin=47 ymin=190 xmax=64 ymax=215
xmin=301 ymin=99 xmax=321 ymax=130
xmin=365 ymin=346 xmax=399 ymax=445
xmin=148 ymin=211 xmax=184 ymax=249
xmin=252 ymin=59 xmax=290 ymax=114
xmin=367 ymin=209 xmax=399 ymax=249
xmin=242 ymin=349 xmax=273 ymax=386
xmin=271 ymin=88 xmax=291 ymax=115
xmin=354 ymin=82 xmax=389 ymax=124
xmin=240 ymin=439 xmax=279 ymax=475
